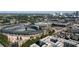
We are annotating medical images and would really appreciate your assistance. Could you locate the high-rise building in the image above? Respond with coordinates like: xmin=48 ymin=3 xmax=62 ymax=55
xmin=75 ymin=11 xmax=79 ymax=17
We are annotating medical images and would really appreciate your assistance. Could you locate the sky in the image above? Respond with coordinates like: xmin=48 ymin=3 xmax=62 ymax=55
xmin=0 ymin=11 xmax=76 ymax=14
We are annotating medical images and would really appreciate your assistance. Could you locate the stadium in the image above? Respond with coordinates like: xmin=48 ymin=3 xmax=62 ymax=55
xmin=0 ymin=24 xmax=42 ymax=35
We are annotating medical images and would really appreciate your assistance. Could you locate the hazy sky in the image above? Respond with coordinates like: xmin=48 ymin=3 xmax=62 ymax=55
xmin=0 ymin=11 xmax=76 ymax=14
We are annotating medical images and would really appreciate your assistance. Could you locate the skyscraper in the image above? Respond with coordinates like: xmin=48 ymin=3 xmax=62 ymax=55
xmin=75 ymin=11 xmax=79 ymax=17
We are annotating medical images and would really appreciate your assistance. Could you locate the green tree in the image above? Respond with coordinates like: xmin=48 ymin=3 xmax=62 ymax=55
xmin=0 ymin=34 xmax=10 ymax=47
xmin=22 ymin=37 xmax=40 ymax=47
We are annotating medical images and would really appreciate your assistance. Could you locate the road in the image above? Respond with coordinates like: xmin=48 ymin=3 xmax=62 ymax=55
xmin=52 ymin=27 xmax=68 ymax=35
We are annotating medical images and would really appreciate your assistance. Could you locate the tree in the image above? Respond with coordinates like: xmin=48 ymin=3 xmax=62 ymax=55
xmin=22 ymin=37 xmax=40 ymax=47
xmin=0 ymin=34 xmax=10 ymax=47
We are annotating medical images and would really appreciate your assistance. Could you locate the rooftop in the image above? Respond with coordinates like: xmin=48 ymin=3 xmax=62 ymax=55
xmin=1 ymin=24 xmax=42 ymax=35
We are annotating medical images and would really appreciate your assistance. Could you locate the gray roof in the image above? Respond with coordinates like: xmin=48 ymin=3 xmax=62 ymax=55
xmin=1 ymin=24 xmax=42 ymax=35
